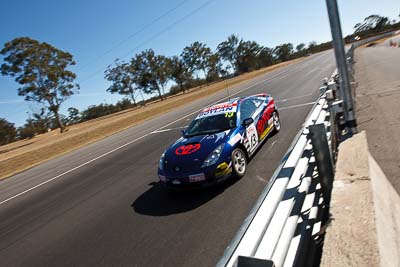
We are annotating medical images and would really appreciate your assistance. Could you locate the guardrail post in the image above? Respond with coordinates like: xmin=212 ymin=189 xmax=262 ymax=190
xmin=309 ymin=124 xmax=334 ymax=206
xmin=235 ymin=256 xmax=275 ymax=267
xmin=326 ymin=96 xmax=338 ymax=163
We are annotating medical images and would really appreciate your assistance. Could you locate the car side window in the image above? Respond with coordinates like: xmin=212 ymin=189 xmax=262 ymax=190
xmin=240 ymin=98 xmax=264 ymax=121
xmin=251 ymin=99 xmax=265 ymax=117
xmin=239 ymin=100 xmax=255 ymax=121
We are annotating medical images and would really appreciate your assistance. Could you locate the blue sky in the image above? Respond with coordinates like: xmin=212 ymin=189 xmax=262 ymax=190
xmin=1 ymin=0 xmax=399 ymax=127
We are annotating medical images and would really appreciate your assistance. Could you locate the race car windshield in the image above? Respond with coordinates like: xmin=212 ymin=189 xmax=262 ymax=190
xmin=184 ymin=113 xmax=237 ymax=137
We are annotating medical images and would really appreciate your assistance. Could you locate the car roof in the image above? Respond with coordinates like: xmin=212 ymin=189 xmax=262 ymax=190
xmin=201 ymin=94 xmax=270 ymax=111
xmin=201 ymin=99 xmax=239 ymax=111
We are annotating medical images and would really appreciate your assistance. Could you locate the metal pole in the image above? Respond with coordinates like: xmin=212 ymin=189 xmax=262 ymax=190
xmin=325 ymin=0 xmax=357 ymax=134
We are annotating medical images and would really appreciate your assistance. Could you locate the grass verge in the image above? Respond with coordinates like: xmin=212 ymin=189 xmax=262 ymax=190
xmin=0 ymin=58 xmax=304 ymax=180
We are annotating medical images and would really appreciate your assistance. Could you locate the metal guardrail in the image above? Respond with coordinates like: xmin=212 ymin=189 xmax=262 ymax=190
xmin=217 ymin=31 xmax=396 ymax=267
xmin=217 ymin=74 xmax=337 ymax=267
xmin=351 ymin=31 xmax=396 ymax=48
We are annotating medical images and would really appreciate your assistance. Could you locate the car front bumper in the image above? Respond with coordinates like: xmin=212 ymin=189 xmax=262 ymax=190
xmin=158 ymin=161 xmax=232 ymax=189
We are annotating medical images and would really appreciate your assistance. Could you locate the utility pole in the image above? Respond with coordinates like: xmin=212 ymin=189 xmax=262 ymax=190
xmin=325 ymin=0 xmax=357 ymax=134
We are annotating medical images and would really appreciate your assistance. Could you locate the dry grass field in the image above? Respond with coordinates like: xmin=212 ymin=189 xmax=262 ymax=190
xmin=0 ymin=58 xmax=303 ymax=180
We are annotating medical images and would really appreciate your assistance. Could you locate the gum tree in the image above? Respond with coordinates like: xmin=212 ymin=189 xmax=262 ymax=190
xmin=0 ymin=37 xmax=79 ymax=133
xmin=105 ymin=61 xmax=138 ymax=105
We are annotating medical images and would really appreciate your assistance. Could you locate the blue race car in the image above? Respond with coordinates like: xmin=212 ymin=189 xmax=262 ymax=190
xmin=158 ymin=93 xmax=280 ymax=188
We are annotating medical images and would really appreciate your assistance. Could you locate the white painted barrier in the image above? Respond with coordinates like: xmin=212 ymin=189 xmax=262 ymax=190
xmin=217 ymin=91 xmax=332 ymax=267
xmin=217 ymin=31 xmax=396 ymax=267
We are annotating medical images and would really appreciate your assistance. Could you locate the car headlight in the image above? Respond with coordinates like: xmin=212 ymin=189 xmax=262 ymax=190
xmin=202 ymin=143 xmax=224 ymax=168
xmin=159 ymin=151 xmax=166 ymax=171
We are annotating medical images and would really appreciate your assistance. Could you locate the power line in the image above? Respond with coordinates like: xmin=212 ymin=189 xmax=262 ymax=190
xmin=77 ymin=0 xmax=191 ymax=73
xmin=78 ymin=0 xmax=217 ymax=84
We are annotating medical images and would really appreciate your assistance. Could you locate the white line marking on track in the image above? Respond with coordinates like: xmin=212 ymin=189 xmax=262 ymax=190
xmin=276 ymin=93 xmax=313 ymax=103
xmin=0 ymin=133 xmax=152 ymax=206
xmin=256 ymin=175 xmax=269 ymax=183
xmin=279 ymin=101 xmax=316 ymax=110
xmin=0 ymin=73 xmax=276 ymax=206
xmin=151 ymin=126 xmax=187 ymax=134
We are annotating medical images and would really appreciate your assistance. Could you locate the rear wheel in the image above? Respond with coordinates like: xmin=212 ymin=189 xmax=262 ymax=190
xmin=272 ymin=111 xmax=281 ymax=133
xmin=232 ymin=148 xmax=247 ymax=178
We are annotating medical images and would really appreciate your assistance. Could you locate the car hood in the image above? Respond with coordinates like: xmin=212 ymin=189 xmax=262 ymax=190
xmin=164 ymin=130 xmax=231 ymax=168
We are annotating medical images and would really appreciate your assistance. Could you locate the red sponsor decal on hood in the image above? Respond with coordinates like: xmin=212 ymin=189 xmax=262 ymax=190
xmin=175 ymin=144 xmax=201 ymax=155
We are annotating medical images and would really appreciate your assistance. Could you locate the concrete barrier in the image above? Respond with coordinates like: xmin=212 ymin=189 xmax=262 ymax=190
xmin=320 ymin=131 xmax=400 ymax=267
xmin=370 ymin=154 xmax=400 ymax=267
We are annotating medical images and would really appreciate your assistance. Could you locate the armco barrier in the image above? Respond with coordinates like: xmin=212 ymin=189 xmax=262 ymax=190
xmin=352 ymin=31 xmax=396 ymax=48
xmin=217 ymin=31 xmax=395 ymax=267
xmin=347 ymin=30 xmax=396 ymax=73
xmin=217 ymin=77 xmax=336 ymax=267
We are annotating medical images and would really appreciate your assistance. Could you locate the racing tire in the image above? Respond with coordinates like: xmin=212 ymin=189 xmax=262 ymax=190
xmin=272 ymin=111 xmax=281 ymax=133
xmin=232 ymin=148 xmax=247 ymax=178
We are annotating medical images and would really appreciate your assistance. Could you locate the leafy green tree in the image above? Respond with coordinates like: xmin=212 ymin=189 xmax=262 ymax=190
xmin=296 ymin=43 xmax=306 ymax=52
xmin=273 ymin=43 xmax=294 ymax=62
xmin=219 ymin=65 xmax=232 ymax=79
xmin=130 ymin=53 xmax=150 ymax=99
xmin=354 ymin=15 xmax=390 ymax=33
xmin=181 ymin=41 xmax=212 ymax=78
xmin=257 ymin=47 xmax=274 ymax=68
xmin=133 ymin=49 xmax=168 ymax=100
xmin=155 ymin=55 xmax=170 ymax=96
xmin=217 ymin=34 xmax=240 ymax=74
xmin=30 ymin=108 xmax=53 ymax=131
xmin=81 ymin=103 xmax=115 ymax=121
xmin=235 ymin=40 xmax=262 ymax=73
xmin=18 ymin=108 xmax=52 ymax=139
xmin=18 ymin=126 xmax=37 ymax=139
xmin=307 ymin=41 xmax=317 ymax=53
xmin=66 ymin=107 xmax=81 ymax=125
xmin=115 ymin=98 xmax=134 ymax=110
xmin=169 ymin=55 xmax=193 ymax=93
xmin=218 ymin=36 xmax=263 ymax=74
xmin=205 ymin=53 xmax=222 ymax=81
xmin=0 ymin=118 xmax=17 ymax=145
xmin=105 ymin=61 xmax=137 ymax=105
xmin=0 ymin=37 xmax=79 ymax=133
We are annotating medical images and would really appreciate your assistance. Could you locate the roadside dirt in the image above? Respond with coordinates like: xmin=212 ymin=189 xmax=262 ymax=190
xmin=354 ymin=45 xmax=400 ymax=194
xmin=322 ymin=41 xmax=400 ymax=267
xmin=0 ymin=58 xmax=303 ymax=180
xmin=320 ymin=132 xmax=380 ymax=267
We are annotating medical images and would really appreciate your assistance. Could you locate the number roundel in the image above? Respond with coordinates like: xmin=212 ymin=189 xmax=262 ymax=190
xmin=175 ymin=144 xmax=201 ymax=155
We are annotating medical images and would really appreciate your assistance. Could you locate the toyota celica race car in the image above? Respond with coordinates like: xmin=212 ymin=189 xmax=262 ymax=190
xmin=157 ymin=93 xmax=280 ymax=188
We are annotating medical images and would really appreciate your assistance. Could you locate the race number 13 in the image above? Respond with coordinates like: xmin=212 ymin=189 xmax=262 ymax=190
xmin=246 ymin=124 xmax=258 ymax=152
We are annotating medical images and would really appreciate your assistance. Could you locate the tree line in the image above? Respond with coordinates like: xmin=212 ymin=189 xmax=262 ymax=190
xmin=345 ymin=14 xmax=400 ymax=42
xmin=104 ymin=35 xmax=325 ymax=104
xmin=1 ymin=13 xmax=399 ymax=146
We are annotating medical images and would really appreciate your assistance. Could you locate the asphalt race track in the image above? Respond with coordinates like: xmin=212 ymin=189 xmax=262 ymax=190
xmin=0 ymin=51 xmax=335 ymax=266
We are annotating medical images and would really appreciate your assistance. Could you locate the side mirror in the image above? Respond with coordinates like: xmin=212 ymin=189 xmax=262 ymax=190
xmin=180 ymin=129 xmax=186 ymax=136
xmin=242 ymin=118 xmax=254 ymax=127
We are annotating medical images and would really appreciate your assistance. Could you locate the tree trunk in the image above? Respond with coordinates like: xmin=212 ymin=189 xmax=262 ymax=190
xmin=53 ymin=108 xmax=65 ymax=133
xmin=179 ymin=81 xmax=185 ymax=94
xmin=139 ymin=90 xmax=145 ymax=106
xmin=130 ymin=91 xmax=137 ymax=105
xmin=161 ymin=85 xmax=166 ymax=96
xmin=203 ymin=69 xmax=209 ymax=85
xmin=157 ymin=88 xmax=164 ymax=100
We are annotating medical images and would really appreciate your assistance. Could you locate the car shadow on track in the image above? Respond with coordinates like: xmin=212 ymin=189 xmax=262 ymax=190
xmin=132 ymin=130 xmax=281 ymax=217
xmin=131 ymin=178 xmax=240 ymax=216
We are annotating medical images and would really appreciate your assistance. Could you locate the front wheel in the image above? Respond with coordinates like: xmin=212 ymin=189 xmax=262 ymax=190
xmin=232 ymin=148 xmax=247 ymax=178
xmin=272 ymin=111 xmax=281 ymax=133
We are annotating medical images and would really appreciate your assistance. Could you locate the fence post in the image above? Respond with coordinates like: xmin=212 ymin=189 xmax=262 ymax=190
xmin=309 ymin=124 xmax=334 ymax=206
